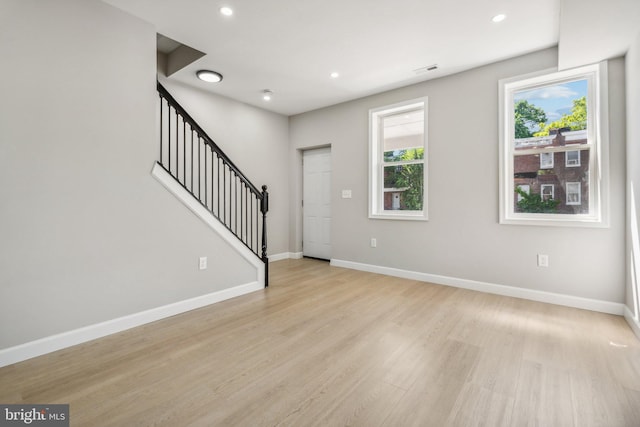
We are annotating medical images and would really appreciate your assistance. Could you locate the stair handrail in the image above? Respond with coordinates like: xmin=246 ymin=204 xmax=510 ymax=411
xmin=157 ymin=81 xmax=269 ymax=286
xmin=157 ymin=82 xmax=262 ymax=196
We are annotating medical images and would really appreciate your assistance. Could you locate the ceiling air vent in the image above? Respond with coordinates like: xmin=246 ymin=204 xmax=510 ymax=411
xmin=413 ymin=64 xmax=438 ymax=75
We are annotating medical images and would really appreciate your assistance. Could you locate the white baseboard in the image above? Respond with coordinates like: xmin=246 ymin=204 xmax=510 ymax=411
xmin=0 ymin=281 xmax=263 ymax=368
xmin=268 ymin=252 xmax=289 ymax=262
xmin=624 ymin=306 xmax=640 ymax=340
xmin=269 ymin=252 xmax=303 ymax=262
xmin=330 ymin=259 xmax=625 ymax=316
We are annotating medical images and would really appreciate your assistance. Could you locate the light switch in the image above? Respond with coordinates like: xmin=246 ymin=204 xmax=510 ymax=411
xmin=342 ymin=190 xmax=352 ymax=199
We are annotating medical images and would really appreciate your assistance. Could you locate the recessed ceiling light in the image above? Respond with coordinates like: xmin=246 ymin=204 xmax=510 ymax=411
xmin=330 ymin=72 xmax=339 ymax=78
xmin=492 ymin=14 xmax=506 ymax=23
xmin=263 ymin=90 xmax=273 ymax=101
xmin=220 ymin=6 xmax=233 ymax=16
xmin=196 ymin=70 xmax=223 ymax=83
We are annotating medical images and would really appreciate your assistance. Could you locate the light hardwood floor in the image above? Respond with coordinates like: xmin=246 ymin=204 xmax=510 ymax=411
xmin=1 ymin=258 xmax=639 ymax=426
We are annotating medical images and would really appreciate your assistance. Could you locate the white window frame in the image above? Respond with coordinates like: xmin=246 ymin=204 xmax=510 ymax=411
xmin=540 ymin=152 xmax=554 ymax=169
xmin=566 ymin=182 xmax=582 ymax=205
xmin=541 ymin=184 xmax=554 ymax=201
xmin=566 ymin=150 xmax=581 ymax=167
xmin=499 ymin=62 xmax=609 ymax=227
xmin=369 ymin=97 xmax=428 ymax=220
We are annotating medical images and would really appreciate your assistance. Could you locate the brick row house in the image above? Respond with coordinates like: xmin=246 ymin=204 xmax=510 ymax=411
xmin=513 ymin=127 xmax=589 ymax=214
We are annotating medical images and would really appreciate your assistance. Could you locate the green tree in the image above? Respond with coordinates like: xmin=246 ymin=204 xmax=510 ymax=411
xmin=383 ymin=148 xmax=424 ymax=210
xmin=514 ymin=100 xmax=547 ymax=138
xmin=515 ymin=187 xmax=559 ymax=213
xmin=534 ymin=96 xmax=587 ymax=136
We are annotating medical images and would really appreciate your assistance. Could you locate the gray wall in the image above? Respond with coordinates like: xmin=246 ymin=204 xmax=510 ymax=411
xmin=627 ymin=31 xmax=640 ymax=311
xmin=0 ymin=0 xmax=264 ymax=349
xmin=290 ymin=47 xmax=627 ymax=303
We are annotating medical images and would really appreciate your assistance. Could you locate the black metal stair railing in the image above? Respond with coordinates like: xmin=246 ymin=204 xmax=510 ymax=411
xmin=157 ymin=82 xmax=269 ymax=286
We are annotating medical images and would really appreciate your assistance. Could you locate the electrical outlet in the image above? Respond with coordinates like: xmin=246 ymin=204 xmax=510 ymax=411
xmin=370 ymin=238 xmax=377 ymax=248
xmin=199 ymin=256 xmax=208 ymax=270
xmin=342 ymin=189 xmax=352 ymax=199
xmin=537 ymin=254 xmax=549 ymax=267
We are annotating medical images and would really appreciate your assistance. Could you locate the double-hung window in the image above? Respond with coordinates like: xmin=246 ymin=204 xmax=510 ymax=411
xmin=369 ymin=97 xmax=428 ymax=220
xmin=517 ymin=184 xmax=530 ymax=202
xmin=540 ymin=152 xmax=554 ymax=169
xmin=566 ymin=182 xmax=581 ymax=205
xmin=499 ymin=62 xmax=609 ymax=226
xmin=566 ymin=150 xmax=581 ymax=167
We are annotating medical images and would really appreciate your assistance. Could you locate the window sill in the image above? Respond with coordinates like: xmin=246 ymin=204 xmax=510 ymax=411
xmin=500 ymin=215 xmax=608 ymax=228
xmin=369 ymin=211 xmax=428 ymax=221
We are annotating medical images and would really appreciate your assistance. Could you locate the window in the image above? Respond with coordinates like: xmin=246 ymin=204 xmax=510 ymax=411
xmin=566 ymin=182 xmax=581 ymax=205
xmin=499 ymin=62 xmax=609 ymax=227
xmin=566 ymin=150 xmax=581 ymax=167
xmin=540 ymin=152 xmax=554 ymax=169
xmin=369 ymin=97 xmax=428 ymax=220
xmin=541 ymin=184 xmax=554 ymax=201
xmin=517 ymin=184 xmax=530 ymax=202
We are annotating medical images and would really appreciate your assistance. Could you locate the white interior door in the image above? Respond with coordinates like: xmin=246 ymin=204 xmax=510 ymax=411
xmin=303 ymin=147 xmax=331 ymax=260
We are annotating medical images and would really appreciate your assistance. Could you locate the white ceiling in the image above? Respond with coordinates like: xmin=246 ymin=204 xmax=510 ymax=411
xmin=101 ymin=0 xmax=637 ymax=117
xmin=558 ymin=0 xmax=640 ymax=71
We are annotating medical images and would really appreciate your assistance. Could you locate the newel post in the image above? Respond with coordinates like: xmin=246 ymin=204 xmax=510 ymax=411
xmin=260 ymin=185 xmax=269 ymax=287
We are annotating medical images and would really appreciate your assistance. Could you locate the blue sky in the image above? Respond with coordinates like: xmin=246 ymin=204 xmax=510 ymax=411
xmin=514 ymin=79 xmax=587 ymax=124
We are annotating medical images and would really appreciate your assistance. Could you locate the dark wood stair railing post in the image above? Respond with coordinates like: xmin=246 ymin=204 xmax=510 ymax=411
xmin=261 ymin=185 xmax=269 ymax=287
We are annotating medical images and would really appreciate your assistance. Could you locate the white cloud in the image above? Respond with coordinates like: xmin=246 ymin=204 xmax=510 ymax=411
xmin=515 ymin=85 xmax=578 ymax=101
xmin=546 ymin=111 xmax=561 ymax=121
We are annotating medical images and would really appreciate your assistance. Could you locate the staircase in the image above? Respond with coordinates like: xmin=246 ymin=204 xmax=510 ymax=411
xmin=155 ymin=82 xmax=269 ymax=286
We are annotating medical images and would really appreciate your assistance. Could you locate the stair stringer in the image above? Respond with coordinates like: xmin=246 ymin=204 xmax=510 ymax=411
xmin=151 ymin=162 xmax=265 ymax=287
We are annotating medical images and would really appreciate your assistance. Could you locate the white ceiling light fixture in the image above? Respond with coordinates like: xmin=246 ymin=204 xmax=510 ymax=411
xmin=263 ymin=90 xmax=273 ymax=101
xmin=492 ymin=13 xmax=506 ymax=23
xmin=330 ymin=72 xmax=340 ymax=78
xmin=220 ymin=6 xmax=233 ymax=16
xmin=196 ymin=70 xmax=223 ymax=83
